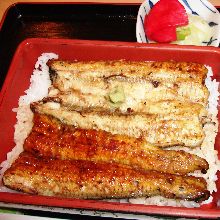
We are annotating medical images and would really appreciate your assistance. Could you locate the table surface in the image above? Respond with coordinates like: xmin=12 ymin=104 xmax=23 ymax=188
xmin=0 ymin=0 xmax=219 ymax=22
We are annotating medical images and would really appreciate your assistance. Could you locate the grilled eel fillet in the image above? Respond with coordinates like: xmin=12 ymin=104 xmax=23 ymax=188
xmin=24 ymin=113 xmax=209 ymax=175
xmin=2 ymin=152 xmax=210 ymax=201
xmin=45 ymin=94 xmax=209 ymax=123
xmin=48 ymin=60 xmax=209 ymax=106
xmin=31 ymin=101 xmax=205 ymax=147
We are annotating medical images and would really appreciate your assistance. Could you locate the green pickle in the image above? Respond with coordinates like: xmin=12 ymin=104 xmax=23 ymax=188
xmin=176 ymin=26 xmax=191 ymax=40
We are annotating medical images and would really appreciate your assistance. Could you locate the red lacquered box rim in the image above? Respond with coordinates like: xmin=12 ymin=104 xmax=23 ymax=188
xmin=0 ymin=38 xmax=220 ymax=219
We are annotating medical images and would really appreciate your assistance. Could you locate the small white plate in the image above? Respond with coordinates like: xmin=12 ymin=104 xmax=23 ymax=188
xmin=136 ymin=0 xmax=220 ymax=46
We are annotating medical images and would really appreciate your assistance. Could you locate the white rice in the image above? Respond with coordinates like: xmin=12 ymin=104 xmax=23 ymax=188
xmin=0 ymin=53 xmax=58 ymax=185
xmin=0 ymin=53 xmax=219 ymax=208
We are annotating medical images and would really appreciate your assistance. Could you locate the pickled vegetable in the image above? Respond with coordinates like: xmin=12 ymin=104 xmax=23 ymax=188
xmin=144 ymin=0 xmax=188 ymax=43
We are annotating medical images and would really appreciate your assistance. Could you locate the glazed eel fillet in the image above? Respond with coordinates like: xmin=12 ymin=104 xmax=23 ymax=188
xmin=3 ymin=152 xmax=210 ymax=202
xmin=24 ymin=113 xmax=208 ymax=175
xmin=31 ymin=101 xmax=205 ymax=147
xmin=48 ymin=60 xmax=209 ymax=108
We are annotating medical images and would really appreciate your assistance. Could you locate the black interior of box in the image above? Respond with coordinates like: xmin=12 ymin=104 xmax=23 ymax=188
xmin=0 ymin=3 xmax=139 ymax=88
